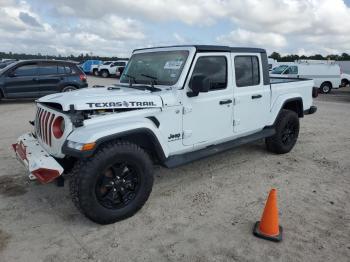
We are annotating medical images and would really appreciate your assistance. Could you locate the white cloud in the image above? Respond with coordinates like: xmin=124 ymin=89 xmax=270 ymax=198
xmin=217 ymin=29 xmax=287 ymax=49
xmin=1 ymin=0 xmax=350 ymax=56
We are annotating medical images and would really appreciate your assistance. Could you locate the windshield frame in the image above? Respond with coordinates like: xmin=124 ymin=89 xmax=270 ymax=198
xmin=119 ymin=46 xmax=196 ymax=89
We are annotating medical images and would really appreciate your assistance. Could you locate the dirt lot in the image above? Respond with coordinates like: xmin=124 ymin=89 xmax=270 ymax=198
xmin=0 ymin=77 xmax=349 ymax=262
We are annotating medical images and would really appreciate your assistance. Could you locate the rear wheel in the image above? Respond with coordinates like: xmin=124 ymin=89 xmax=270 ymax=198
xmin=319 ymin=82 xmax=332 ymax=94
xmin=101 ymin=70 xmax=109 ymax=78
xmin=69 ymin=141 xmax=154 ymax=224
xmin=266 ymin=110 xmax=299 ymax=154
xmin=62 ymin=86 xmax=77 ymax=92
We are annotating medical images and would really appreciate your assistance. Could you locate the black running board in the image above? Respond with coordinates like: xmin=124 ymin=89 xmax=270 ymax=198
xmin=163 ymin=128 xmax=275 ymax=168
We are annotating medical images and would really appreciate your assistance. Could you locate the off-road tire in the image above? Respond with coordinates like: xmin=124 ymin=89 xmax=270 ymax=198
xmin=266 ymin=109 xmax=299 ymax=154
xmin=319 ymin=82 xmax=332 ymax=94
xmin=69 ymin=141 xmax=154 ymax=224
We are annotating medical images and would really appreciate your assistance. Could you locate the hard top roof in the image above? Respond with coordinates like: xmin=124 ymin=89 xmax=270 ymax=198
xmin=134 ymin=45 xmax=266 ymax=53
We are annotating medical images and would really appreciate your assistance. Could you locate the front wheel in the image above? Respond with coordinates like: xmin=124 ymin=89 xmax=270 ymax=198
xmin=101 ymin=70 xmax=109 ymax=78
xmin=266 ymin=110 xmax=299 ymax=154
xmin=69 ymin=141 xmax=154 ymax=224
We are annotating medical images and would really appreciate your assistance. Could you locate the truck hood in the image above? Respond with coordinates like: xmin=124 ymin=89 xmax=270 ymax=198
xmin=37 ymin=85 xmax=164 ymax=111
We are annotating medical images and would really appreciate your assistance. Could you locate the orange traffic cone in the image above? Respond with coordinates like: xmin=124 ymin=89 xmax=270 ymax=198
xmin=253 ymin=189 xmax=283 ymax=242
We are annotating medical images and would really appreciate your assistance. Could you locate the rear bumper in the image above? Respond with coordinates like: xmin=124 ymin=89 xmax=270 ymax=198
xmin=12 ymin=133 xmax=64 ymax=184
xmin=304 ymin=106 xmax=317 ymax=115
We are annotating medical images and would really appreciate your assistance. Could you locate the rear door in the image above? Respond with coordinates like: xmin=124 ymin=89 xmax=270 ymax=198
xmin=37 ymin=63 xmax=62 ymax=96
xmin=3 ymin=63 xmax=39 ymax=98
xmin=232 ymin=54 xmax=270 ymax=135
xmin=182 ymin=53 xmax=234 ymax=146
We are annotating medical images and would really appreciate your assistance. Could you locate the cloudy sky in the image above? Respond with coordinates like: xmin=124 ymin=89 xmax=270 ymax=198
xmin=1 ymin=0 xmax=350 ymax=57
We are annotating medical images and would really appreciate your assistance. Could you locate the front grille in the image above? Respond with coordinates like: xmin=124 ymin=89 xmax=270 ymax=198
xmin=35 ymin=108 xmax=56 ymax=146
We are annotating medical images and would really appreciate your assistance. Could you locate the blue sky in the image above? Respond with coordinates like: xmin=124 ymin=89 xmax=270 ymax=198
xmin=1 ymin=0 xmax=350 ymax=57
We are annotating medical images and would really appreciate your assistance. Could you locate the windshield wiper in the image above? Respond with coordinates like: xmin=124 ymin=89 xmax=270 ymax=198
xmin=124 ymin=74 xmax=137 ymax=88
xmin=141 ymin=73 xmax=158 ymax=88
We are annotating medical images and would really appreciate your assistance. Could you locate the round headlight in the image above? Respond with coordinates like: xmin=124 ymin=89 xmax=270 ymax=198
xmin=53 ymin=116 xmax=65 ymax=139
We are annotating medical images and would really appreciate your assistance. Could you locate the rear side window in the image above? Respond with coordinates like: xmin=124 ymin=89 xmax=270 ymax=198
xmin=235 ymin=56 xmax=260 ymax=87
xmin=65 ymin=66 xmax=73 ymax=74
xmin=38 ymin=65 xmax=58 ymax=75
xmin=13 ymin=64 xmax=37 ymax=76
xmin=58 ymin=66 xmax=66 ymax=74
xmin=191 ymin=56 xmax=227 ymax=91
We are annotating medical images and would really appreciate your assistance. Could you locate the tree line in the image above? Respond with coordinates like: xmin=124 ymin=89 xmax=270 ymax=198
xmin=269 ymin=52 xmax=350 ymax=62
xmin=1 ymin=51 xmax=350 ymax=62
xmin=0 ymin=52 xmax=129 ymax=62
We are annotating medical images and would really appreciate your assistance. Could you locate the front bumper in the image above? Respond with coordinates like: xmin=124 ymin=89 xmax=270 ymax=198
xmin=12 ymin=133 xmax=64 ymax=184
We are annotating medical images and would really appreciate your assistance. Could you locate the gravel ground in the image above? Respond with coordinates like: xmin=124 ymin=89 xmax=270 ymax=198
xmin=0 ymin=77 xmax=349 ymax=262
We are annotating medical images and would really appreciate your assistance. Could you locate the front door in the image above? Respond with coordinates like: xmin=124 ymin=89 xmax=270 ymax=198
xmin=3 ymin=63 xmax=39 ymax=98
xmin=182 ymin=53 xmax=234 ymax=146
xmin=232 ymin=54 xmax=270 ymax=135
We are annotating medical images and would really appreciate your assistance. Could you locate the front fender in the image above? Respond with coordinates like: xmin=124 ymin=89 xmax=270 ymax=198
xmin=63 ymin=118 xmax=169 ymax=159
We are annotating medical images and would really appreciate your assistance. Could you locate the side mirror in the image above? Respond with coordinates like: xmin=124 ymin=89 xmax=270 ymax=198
xmin=188 ymin=75 xmax=210 ymax=97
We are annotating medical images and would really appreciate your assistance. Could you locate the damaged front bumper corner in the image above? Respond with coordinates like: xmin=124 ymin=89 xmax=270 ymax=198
xmin=12 ymin=133 xmax=64 ymax=184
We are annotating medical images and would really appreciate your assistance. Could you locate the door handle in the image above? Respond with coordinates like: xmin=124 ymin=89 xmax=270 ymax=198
xmin=251 ymin=94 xmax=262 ymax=99
xmin=219 ymin=99 xmax=233 ymax=105
xmin=32 ymin=77 xmax=39 ymax=81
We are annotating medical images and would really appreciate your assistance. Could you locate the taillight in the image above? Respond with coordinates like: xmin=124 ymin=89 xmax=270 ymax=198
xmin=79 ymin=74 xmax=87 ymax=81
xmin=53 ymin=116 xmax=65 ymax=139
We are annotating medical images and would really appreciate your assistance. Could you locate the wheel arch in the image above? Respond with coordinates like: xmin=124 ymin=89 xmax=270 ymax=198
xmin=63 ymin=128 xmax=167 ymax=164
xmin=271 ymin=98 xmax=304 ymax=127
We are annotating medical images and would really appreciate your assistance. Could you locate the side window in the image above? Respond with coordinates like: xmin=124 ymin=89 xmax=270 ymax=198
xmin=57 ymin=66 xmax=66 ymax=74
xmin=235 ymin=56 xmax=260 ymax=87
xmin=191 ymin=56 xmax=227 ymax=91
xmin=13 ymin=64 xmax=37 ymax=77
xmin=38 ymin=65 xmax=58 ymax=75
xmin=65 ymin=66 xmax=72 ymax=74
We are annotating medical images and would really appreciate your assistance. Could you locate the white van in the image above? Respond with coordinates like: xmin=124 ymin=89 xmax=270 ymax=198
xmin=270 ymin=60 xmax=341 ymax=94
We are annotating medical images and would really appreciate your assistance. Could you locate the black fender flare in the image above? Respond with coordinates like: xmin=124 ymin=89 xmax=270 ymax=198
xmin=62 ymin=128 xmax=166 ymax=162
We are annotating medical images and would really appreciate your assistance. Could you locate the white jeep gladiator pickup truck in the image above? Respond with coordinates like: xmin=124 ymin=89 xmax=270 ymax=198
xmin=13 ymin=45 xmax=317 ymax=224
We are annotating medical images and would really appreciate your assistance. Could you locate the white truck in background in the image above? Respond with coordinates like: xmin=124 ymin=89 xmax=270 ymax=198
xmin=90 ymin=61 xmax=113 ymax=76
xmin=98 ymin=60 xmax=128 ymax=78
xmin=270 ymin=60 xmax=341 ymax=94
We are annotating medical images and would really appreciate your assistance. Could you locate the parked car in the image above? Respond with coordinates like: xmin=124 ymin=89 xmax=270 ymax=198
xmin=340 ymin=72 xmax=350 ymax=87
xmin=0 ymin=60 xmax=88 ymax=100
xmin=270 ymin=60 xmax=341 ymax=94
xmin=13 ymin=45 xmax=317 ymax=224
xmin=78 ymin=60 xmax=102 ymax=74
xmin=98 ymin=60 xmax=128 ymax=78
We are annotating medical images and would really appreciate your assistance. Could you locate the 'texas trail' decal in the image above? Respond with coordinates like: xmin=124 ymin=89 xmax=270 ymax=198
xmin=86 ymin=101 xmax=158 ymax=108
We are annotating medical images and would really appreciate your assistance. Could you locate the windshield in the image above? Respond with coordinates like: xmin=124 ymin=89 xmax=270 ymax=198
xmin=120 ymin=50 xmax=189 ymax=86
xmin=103 ymin=61 xmax=112 ymax=65
xmin=271 ymin=65 xmax=288 ymax=74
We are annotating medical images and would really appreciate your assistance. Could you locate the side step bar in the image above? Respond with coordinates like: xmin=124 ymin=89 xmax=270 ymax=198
xmin=164 ymin=128 xmax=275 ymax=168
